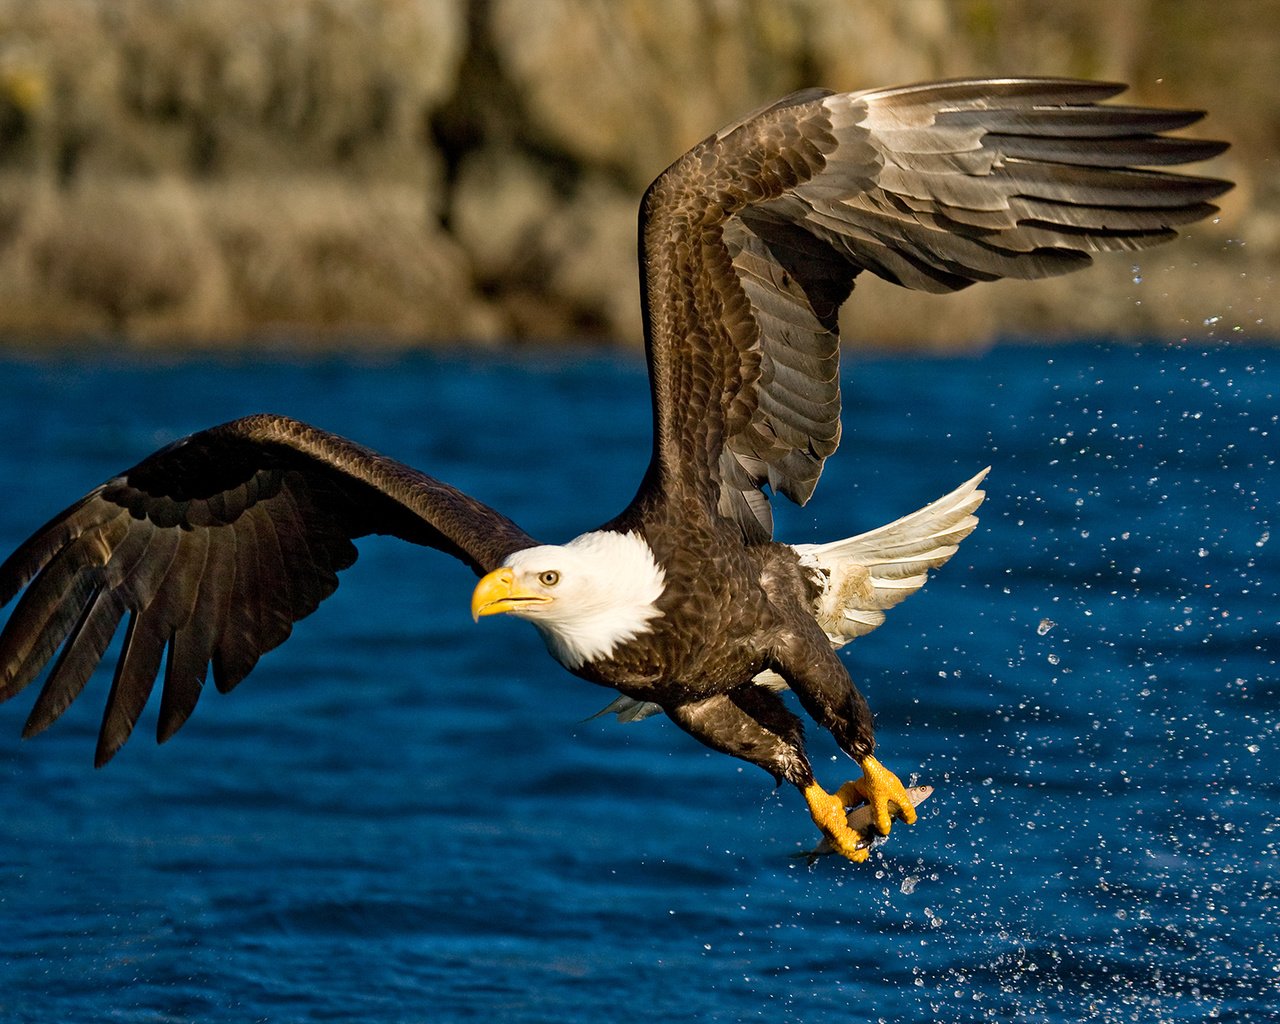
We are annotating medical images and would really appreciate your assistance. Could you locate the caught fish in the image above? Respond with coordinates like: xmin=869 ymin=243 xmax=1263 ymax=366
xmin=796 ymin=785 xmax=934 ymax=864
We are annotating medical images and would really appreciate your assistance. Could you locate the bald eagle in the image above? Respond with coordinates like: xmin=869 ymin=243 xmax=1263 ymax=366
xmin=0 ymin=79 xmax=1228 ymax=863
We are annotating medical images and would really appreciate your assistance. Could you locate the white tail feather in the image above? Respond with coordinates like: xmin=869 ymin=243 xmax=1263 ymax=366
xmin=793 ymin=468 xmax=988 ymax=645
xmin=592 ymin=469 xmax=988 ymax=722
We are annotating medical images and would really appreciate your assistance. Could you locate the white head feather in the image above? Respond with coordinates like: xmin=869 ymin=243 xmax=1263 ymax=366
xmin=500 ymin=530 xmax=666 ymax=669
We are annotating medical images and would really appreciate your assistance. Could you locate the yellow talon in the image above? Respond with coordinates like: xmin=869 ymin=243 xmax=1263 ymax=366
xmin=801 ymin=758 xmax=918 ymax=864
xmin=848 ymin=755 xmax=917 ymax=835
xmin=802 ymin=781 xmax=869 ymax=863
xmin=799 ymin=769 xmax=930 ymax=863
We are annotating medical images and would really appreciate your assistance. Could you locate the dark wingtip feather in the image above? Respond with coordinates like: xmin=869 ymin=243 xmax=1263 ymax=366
xmin=1184 ymin=138 xmax=1230 ymax=163
xmin=156 ymin=626 xmax=210 ymax=744
xmin=991 ymin=133 xmax=1231 ymax=169
xmin=21 ymin=709 xmax=49 ymax=740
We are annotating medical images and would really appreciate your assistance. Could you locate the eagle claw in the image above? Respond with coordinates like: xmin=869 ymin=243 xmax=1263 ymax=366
xmin=802 ymin=781 xmax=870 ymax=863
xmin=801 ymin=756 xmax=917 ymax=864
xmin=846 ymin=755 xmax=917 ymax=836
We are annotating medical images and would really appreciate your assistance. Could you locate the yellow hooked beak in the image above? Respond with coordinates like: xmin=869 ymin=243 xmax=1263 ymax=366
xmin=471 ymin=567 xmax=552 ymax=621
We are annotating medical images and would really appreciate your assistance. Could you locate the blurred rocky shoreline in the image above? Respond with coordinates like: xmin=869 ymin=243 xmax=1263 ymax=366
xmin=0 ymin=0 xmax=1271 ymax=351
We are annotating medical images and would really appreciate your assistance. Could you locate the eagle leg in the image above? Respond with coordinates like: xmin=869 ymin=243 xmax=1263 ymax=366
xmin=665 ymin=685 xmax=811 ymax=784
xmin=766 ymin=630 xmax=917 ymax=855
xmin=663 ymin=686 xmax=915 ymax=863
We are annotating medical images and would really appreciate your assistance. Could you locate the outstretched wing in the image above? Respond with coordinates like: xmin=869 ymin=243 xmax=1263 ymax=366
xmin=635 ymin=78 xmax=1230 ymax=540
xmin=0 ymin=414 xmax=535 ymax=764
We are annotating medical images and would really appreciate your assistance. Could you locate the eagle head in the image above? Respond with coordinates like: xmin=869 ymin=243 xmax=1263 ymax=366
xmin=471 ymin=530 xmax=666 ymax=670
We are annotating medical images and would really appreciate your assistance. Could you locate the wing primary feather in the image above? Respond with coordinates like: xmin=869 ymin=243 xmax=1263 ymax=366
xmin=270 ymin=482 xmax=329 ymax=619
xmin=0 ymin=509 xmax=131 ymax=699
xmin=96 ymin=615 xmax=165 ymax=766
xmin=933 ymin=104 xmax=1209 ymax=137
xmin=156 ymin=529 xmax=224 ymax=743
xmin=1011 ymin=196 xmax=1220 ymax=232
xmin=0 ymin=552 xmax=102 ymax=701
xmin=855 ymin=77 xmax=1128 ymax=110
xmin=212 ymin=515 xmax=260 ymax=694
xmin=78 ymin=523 xmax=184 ymax=762
xmin=245 ymin=504 xmax=296 ymax=654
xmin=158 ymin=625 xmax=206 ymax=745
xmin=0 ymin=493 xmax=106 ymax=606
xmin=23 ymin=587 xmax=125 ymax=739
xmin=988 ymin=133 xmax=1229 ymax=168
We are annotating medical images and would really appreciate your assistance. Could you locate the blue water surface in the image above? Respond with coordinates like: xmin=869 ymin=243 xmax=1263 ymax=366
xmin=0 ymin=341 xmax=1275 ymax=1023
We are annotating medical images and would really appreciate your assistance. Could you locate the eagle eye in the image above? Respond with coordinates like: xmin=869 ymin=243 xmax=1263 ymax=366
xmin=539 ymin=570 xmax=560 ymax=587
